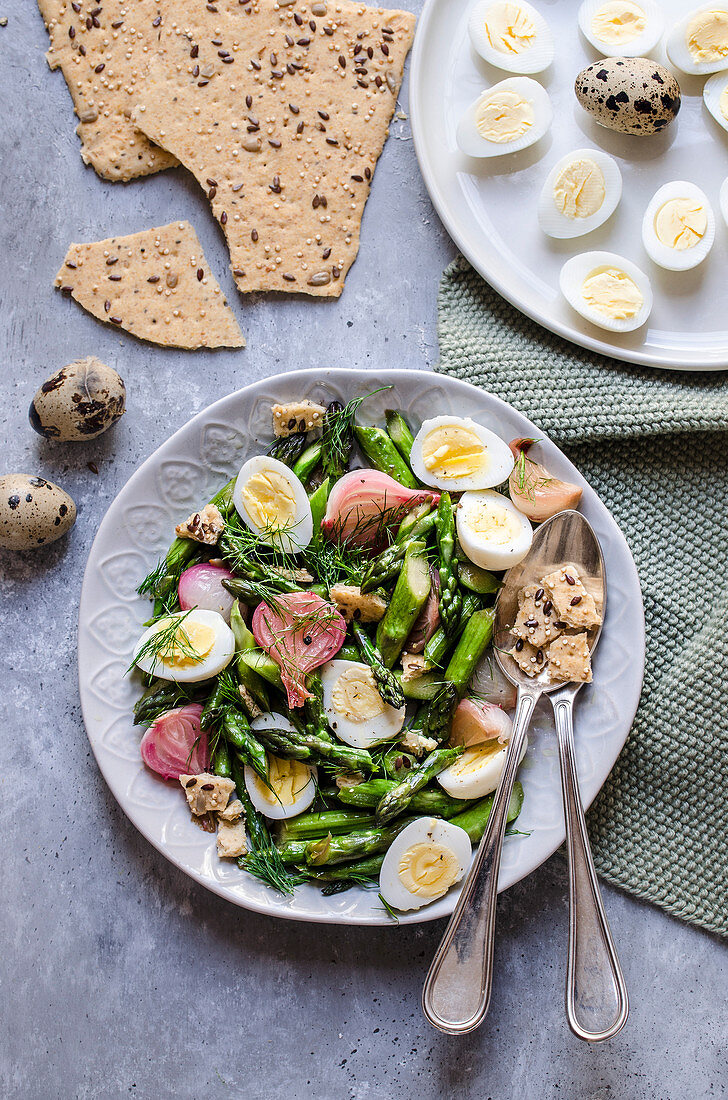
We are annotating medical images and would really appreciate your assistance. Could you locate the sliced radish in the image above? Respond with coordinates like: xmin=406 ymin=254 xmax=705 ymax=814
xmin=178 ymin=563 xmax=237 ymax=622
xmin=450 ymin=698 xmax=513 ymax=749
xmin=252 ymin=591 xmax=347 ymax=707
xmin=140 ymin=703 xmax=210 ymax=780
xmin=322 ymin=469 xmax=438 ymax=547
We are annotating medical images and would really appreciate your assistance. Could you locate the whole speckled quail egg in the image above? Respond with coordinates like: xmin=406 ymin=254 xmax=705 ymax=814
xmin=575 ymin=57 xmax=681 ymax=135
xmin=0 ymin=475 xmax=76 ymax=550
xmin=29 ymin=356 xmax=126 ymax=441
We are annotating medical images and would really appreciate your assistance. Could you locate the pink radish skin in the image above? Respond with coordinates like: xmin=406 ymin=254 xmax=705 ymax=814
xmin=450 ymin=698 xmax=513 ymax=749
xmin=508 ymin=438 xmax=582 ymax=522
xmin=405 ymin=567 xmax=441 ymax=653
xmin=252 ymin=591 xmax=347 ymax=707
xmin=178 ymin=563 xmax=237 ymax=622
xmin=140 ymin=703 xmax=209 ymax=780
xmin=322 ymin=469 xmax=438 ymax=547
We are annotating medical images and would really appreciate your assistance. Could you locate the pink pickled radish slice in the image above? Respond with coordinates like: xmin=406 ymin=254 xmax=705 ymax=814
xmin=252 ymin=591 xmax=346 ymax=707
xmin=322 ymin=469 xmax=438 ymax=546
xmin=450 ymin=698 xmax=513 ymax=749
xmin=178 ymin=563 xmax=237 ymax=622
xmin=140 ymin=703 xmax=210 ymax=780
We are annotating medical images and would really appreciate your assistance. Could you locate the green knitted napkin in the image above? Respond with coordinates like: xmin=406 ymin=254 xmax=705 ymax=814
xmin=437 ymin=255 xmax=728 ymax=937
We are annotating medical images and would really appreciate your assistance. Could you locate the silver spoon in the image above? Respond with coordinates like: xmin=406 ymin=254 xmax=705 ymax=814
xmin=422 ymin=510 xmax=627 ymax=1039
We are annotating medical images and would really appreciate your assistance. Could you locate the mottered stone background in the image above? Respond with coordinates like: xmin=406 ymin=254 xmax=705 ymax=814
xmin=1 ymin=4 xmax=725 ymax=1098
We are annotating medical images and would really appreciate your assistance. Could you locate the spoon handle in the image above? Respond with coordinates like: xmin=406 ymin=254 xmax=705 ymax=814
xmin=552 ymin=696 xmax=629 ymax=1042
xmin=421 ymin=689 xmax=537 ymax=1035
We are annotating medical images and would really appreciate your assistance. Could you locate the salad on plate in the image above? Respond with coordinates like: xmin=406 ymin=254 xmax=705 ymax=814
xmin=130 ymin=390 xmax=585 ymax=914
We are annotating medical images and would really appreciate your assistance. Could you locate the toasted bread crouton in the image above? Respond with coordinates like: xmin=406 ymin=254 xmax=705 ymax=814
xmin=175 ymin=502 xmax=224 ymax=545
xmin=330 ymin=584 xmax=387 ymax=623
xmin=272 ymin=400 xmax=326 ymax=437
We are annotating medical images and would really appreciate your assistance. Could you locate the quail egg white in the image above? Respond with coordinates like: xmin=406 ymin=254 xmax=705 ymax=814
xmin=456 ymin=490 xmax=533 ymax=571
xmin=667 ymin=4 xmax=728 ymax=75
xmin=0 ymin=474 xmax=76 ymax=551
xmin=320 ymin=660 xmax=405 ymax=748
xmin=577 ymin=0 xmax=664 ymax=58
xmin=244 ymin=754 xmax=317 ymax=820
xmin=703 ymin=70 xmax=728 ymax=131
xmin=720 ymin=176 xmax=728 ymax=226
xmin=641 ymin=182 xmax=715 ymax=271
xmin=233 ymin=454 xmax=313 ymax=554
xmin=133 ymin=609 xmax=235 ymax=683
xmin=456 ymin=76 xmax=552 ymax=158
xmin=538 ymin=148 xmax=622 ymax=239
xmin=468 ymin=0 xmax=554 ymax=74
xmin=559 ymin=251 xmax=653 ymax=332
xmin=410 ymin=416 xmax=514 ymax=492
xmin=378 ymin=817 xmax=472 ymax=912
xmin=437 ymin=736 xmax=528 ymax=799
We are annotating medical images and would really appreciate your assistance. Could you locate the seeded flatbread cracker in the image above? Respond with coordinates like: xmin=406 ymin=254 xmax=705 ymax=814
xmin=55 ymin=221 xmax=245 ymax=349
xmin=130 ymin=0 xmax=415 ymax=296
xmin=37 ymin=0 xmax=177 ymax=181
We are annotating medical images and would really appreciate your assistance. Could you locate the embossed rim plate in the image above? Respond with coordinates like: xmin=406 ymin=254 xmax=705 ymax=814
xmin=78 ymin=368 xmax=645 ymax=925
xmin=410 ymin=0 xmax=728 ymax=370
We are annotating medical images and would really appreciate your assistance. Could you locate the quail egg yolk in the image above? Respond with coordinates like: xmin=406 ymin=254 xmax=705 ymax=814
xmin=475 ymin=90 xmax=534 ymax=143
xmin=553 ymin=159 xmax=606 ymax=219
xmin=581 ymin=267 xmax=643 ymax=320
xmin=398 ymin=842 xmax=462 ymax=899
xmin=654 ymin=198 xmax=707 ymax=250
xmin=155 ymin=618 xmax=215 ymax=668
xmin=465 ymin=497 xmax=523 ymax=543
xmin=448 ymin=742 xmax=502 ymax=778
xmin=591 ymin=1 xmax=646 ymax=44
xmin=259 ymin=754 xmax=311 ymax=807
xmin=332 ymin=666 xmax=385 ymax=721
xmin=687 ymin=10 xmax=728 ymax=62
xmin=421 ymin=424 xmax=487 ymax=479
xmin=241 ymin=470 xmax=297 ymax=531
xmin=484 ymin=2 xmax=536 ymax=54
xmin=721 ymin=84 xmax=728 ymax=120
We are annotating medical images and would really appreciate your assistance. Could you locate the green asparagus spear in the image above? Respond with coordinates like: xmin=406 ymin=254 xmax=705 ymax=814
xmin=239 ymin=649 xmax=284 ymax=689
xmin=230 ymin=600 xmax=270 ymax=713
xmin=449 ymin=782 xmax=524 ymax=843
xmin=385 ymin=409 xmax=415 ymax=463
xmin=303 ymin=670 xmax=331 ymax=741
xmin=132 ymin=680 xmax=199 ymax=726
xmin=445 ymin=607 xmax=495 ymax=697
xmin=392 ymin=668 xmax=441 ymax=701
xmin=352 ymin=623 xmax=405 ymax=709
xmin=223 ymin=710 xmax=268 ymax=782
xmin=254 ymin=725 xmax=375 ymax=774
xmin=231 ymin=755 xmax=301 ymax=894
xmin=375 ymin=746 xmax=464 ymax=824
xmin=299 ymin=816 xmax=417 ymax=866
xmin=200 ymin=676 xmax=228 ymax=730
xmin=212 ymin=738 xmax=232 ymax=779
xmin=353 ymin=425 xmax=419 ymax=488
xmin=435 ymin=492 xmax=462 ymax=636
xmin=292 ymin=440 xmax=323 ymax=483
xmin=308 ymin=477 xmax=331 ymax=535
xmin=267 ymin=432 xmax=309 ymax=466
xmin=303 ymin=853 xmax=385 ymax=882
xmin=396 ymin=504 xmax=435 ymax=544
xmin=278 ymin=809 xmax=376 ymax=840
xmin=457 ymin=561 xmax=500 ymax=596
xmin=424 ymin=593 xmax=483 ymax=668
xmin=359 ymin=511 xmax=436 ymax=594
xmin=335 ymin=777 xmax=474 ymax=818
xmin=376 ymin=541 xmax=431 ymax=667
xmin=420 ymin=681 xmax=459 ymax=744
xmin=381 ymin=748 xmax=418 ymax=779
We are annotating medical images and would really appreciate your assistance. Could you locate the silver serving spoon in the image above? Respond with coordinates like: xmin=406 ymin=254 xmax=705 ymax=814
xmin=422 ymin=510 xmax=628 ymax=1040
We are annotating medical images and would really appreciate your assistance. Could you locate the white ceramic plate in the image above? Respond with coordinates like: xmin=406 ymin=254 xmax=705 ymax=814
xmin=78 ymin=368 xmax=644 ymax=925
xmin=410 ymin=0 xmax=728 ymax=370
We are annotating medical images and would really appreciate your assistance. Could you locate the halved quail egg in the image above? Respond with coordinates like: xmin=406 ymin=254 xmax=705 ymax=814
xmin=456 ymin=76 xmax=552 ymax=157
xmin=559 ymin=251 xmax=653 ymax=332
xmin=641 ymin=182 xmax=715 ymax=271
xmin=577 ymin=0 xmax=664 ymax=57
xmin=720 ymin=176 xmax=728 ymax=225
xmin=468 ymin=0 xmax=554 ymax=74
xmin=538 ymin=148 xmax=622 ymax=239
xmin=703 ymin=70 xmax=728 ymax=131
xmin=667 ymin=4 xmax=728 ymax=75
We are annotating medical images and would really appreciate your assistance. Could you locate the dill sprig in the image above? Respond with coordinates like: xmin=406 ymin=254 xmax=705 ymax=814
xmin=128 ymin=610 xmax=200 ymax=676
xmin=377 ymin=893 xmax=401 ymax=922
xmin=241 ymin=849 xmax=304 ymax=895
xmin=321 ymin=387 xmax=391 ymax=480
xmin=512 ymin=440 xmax=554 ymax=503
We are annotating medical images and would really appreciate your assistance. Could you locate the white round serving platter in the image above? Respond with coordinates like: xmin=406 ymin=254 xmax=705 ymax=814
xmin=78 ymin=368 xmax=644 ymax=925
xmin=410 ymin=0 xmax=728 ymax=370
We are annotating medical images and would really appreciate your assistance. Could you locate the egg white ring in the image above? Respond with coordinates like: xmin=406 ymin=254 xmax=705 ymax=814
xmin=720 ymin=177 xmax=728 ymax=227
xmin=250 ymin=712 xmax=297 ymax=735
xmin=133 ymin=609 xmax=235 ymax=683
xmin=456 ymin=489 xmax=534 ymax=571
xmin=703 ymin=71 xmax=728 ymax=133
xmin=456 ymin=77 xmax=553 ymax=159
xmin=409 ymin=415 xmax=515 ymax=491
xmin=577 ymin=0 xmax=664 ymax=58
xmin=467 ymin=0 xmax=555 ymax=74
xmin=538 ymin=147 xmax=623 ymax=240
xmin=666 ymin=4 xmax=728 ymax=75
xmin=320 ymin=659 xmax=406 ymax=748
xmin=641 ymin=181 xmax=715 ymax=271
xmin=378 ymin=817 xmax=472 ymax=912
xmin=437 ymin=735 xmax=528 ymax=800
xmin=243 ymin=760 xmax=317 ymax=820
xmin=559 ymin=250 xmax=653 ymax=333
xmin=233 ymin=454 xmax=313 ymax=554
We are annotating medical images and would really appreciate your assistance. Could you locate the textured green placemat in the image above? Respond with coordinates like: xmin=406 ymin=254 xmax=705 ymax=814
xmin=437 ymin=256 xmax=728 ymax=937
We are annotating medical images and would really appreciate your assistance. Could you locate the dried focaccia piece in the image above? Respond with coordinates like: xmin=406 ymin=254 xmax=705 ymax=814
xmin=512 ymin=583 xmax=564 ymax=648
xmin=180 ymin=773 xmax=236 ymax=815
xmin=330 ymin=584 xmax=387 ymax=623
xmin=541 ymin=563 xmax=602 ymax=631
xmin=175 ymin=503 xmax=225 ymax=545
xmin=547 ymin=633 xmax=593 ymax=684
xmin=55 ymin=221 xmax=244 ymax=348
xmin=509 ymin=639 xmax=549 ymax=678
xmin=272 ymin=401 xmax=326 ymax=437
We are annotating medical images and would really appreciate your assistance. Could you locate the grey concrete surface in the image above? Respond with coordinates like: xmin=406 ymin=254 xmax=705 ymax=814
xmin=1 ymin=5 xmax=726 ymax=1099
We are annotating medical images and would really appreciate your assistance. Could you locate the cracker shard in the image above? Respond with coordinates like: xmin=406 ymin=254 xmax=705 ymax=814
xmin=130 ymin=0 xmax=416 ymax=297
xmin=37 ymin=0 xmax=178 ymax=182
xmin=54 ymin=221 xmax=245 ymax=349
